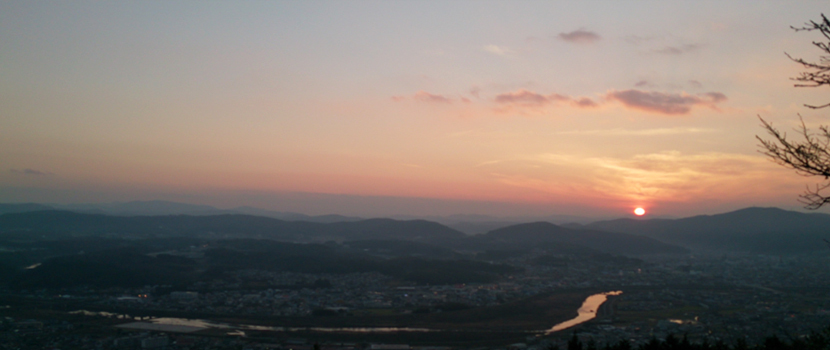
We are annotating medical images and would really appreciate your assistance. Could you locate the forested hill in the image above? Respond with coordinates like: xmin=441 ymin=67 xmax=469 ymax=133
xmin=476 ymin=222 xmax=688 ymax=255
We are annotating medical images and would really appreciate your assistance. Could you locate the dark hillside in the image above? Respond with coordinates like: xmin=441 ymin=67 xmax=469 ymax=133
xmin=480 ymin=222 xmax=688 ymax=255
xmin=0 ymin=211 xmax=465 ymax=243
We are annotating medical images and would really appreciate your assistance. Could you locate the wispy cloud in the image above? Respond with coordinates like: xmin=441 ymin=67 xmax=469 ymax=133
xmin=558 ymin=29 xmax=601 ymax=44
xmin=479 ymin=151 xmax=791 ymax=203
xmin=551 ymin=127 xmax=720 ymax=136
xmin=653 ymin=44 xmax=701 ymax=55
xmin=606 ymin=89 xmax=727 ymax=115
xmin=414 ymin=91 xmax=453 ymax=104
xmin=10 ymin=168 xmax=53 ymax=176
xmin=392 ymin=91 xmax=455 ymax=104
xmin=634 ymin=80 xmax=654 ymax=88
xmin=623 ymin=35 xmax=657 ymax=46
xmin=587 ymin=152 xmax=778 ymax=201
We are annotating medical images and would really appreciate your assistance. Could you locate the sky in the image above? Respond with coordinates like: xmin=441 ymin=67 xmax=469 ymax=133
xmin=2 ymin=1 xmax=830 ymax=219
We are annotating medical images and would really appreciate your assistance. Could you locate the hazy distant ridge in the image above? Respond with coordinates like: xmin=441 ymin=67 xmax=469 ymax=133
xmin=0 ymin=201 xmax=363 ymax=223
xmin=0 ymin=210 xmax=687 ymax=255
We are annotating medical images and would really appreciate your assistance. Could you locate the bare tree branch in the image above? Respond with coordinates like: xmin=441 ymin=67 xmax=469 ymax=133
xmin=786 ymin=14 xmax=830 ymax=108
xmin=759 ymin=14 xmax=830 ymax=209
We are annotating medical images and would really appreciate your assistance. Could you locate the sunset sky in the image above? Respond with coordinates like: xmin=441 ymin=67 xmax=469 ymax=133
xmin=3 ymin=2 xmax=830 ymax=219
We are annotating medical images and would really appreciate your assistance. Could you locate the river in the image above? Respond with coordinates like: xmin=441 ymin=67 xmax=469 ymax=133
xmin=545 ymin=291 xmax=622 ymax=334
xmin=71 ymin=290 xmax=622 ymax=335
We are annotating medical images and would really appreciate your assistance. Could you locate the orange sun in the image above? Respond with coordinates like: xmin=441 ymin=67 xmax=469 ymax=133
xmin=634 ymin=207 xmax=646 ymax=216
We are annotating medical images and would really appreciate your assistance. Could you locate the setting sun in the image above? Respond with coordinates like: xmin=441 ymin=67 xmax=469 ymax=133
xmin=634 ymin=207 xmax=646 ymax=216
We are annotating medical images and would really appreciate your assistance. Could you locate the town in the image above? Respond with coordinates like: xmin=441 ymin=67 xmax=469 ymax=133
xmin=3 ymin=250 xmax=829 ymax=349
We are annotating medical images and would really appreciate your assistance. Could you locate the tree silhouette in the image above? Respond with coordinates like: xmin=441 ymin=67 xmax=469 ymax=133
xmin=758 ymin=14 xmax=830 ymax=209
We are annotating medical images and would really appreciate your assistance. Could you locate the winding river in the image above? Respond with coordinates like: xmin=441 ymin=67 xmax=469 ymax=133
xmin=545 ymin=291 xmax=622 ymax=334
xmin=72 ymin=290 xmax=622 ymax=335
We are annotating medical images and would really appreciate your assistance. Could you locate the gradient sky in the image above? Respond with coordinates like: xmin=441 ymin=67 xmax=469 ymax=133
xmin=2 ymin=1 xmax=829 ymax=218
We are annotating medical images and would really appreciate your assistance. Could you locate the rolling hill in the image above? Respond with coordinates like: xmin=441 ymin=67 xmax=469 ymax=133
xmin=584 ymin=207 xmax=830 ymax=253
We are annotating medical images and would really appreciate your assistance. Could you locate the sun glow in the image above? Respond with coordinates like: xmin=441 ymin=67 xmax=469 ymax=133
xmin=634 ymin=207 xmax=646 ymax=216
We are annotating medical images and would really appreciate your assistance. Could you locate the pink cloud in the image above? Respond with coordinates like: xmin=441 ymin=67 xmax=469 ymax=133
xmin=494 ymin=89 xmax=597 ymax=111
xmin=606 ymin=89 xmax=727 ymax=115
xmin=558 ymin=29 xmax=601 ymax=44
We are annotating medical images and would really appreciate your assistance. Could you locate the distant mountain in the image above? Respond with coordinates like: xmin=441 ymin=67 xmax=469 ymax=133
xmin=229 ymin=206 xmax=362 ymax=223
xmin=444 ymin=221 xmax=522 ymax=235
xmin=0 ymin=201 xmax=362 ymax=223
xmin=54 ymin=200 xmax=220 ymax=216
xmin=0 ymin=203 xmax=55 ymax=215
xmin=584 ymin=207 xmax=830 ymax=254
xmin=476 ymin=221 xmax=687 ymax=255
xmin=0 ymin=210 xmax=465 ymax=243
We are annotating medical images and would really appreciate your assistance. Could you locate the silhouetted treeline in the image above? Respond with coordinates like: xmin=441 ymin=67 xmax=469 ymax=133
xmin=557 ymin=331 xmax=830 ymax=350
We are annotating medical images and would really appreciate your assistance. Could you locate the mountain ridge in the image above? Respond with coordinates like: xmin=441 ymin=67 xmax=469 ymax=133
xmin=584 ymin=206 xmax=830 ymax=253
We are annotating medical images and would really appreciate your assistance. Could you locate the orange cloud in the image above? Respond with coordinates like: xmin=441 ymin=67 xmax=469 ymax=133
xmin=606 ymin=89 xmax=726 ymax=115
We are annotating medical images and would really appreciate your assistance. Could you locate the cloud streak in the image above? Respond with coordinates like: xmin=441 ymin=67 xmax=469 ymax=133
xmin=10 ymin=168 xmax=53 ymax=176
xmin=493 ymin=89 xmax=598 ymax=112
xmin=414 ymin=91 xmax=453 ymax=104
xmin=606 ymin=89 xmax=726 ymax=115
xmin=494 ymin=89 xmax=568 ymax=106
xmin=558 ymin=29 xmax=601 ymax=44
xmin=654 ymin=44 xmax=701 ymax=55
xmin=394 ymin=88 xmax=726 ymax=116
xmin=551 ymin=127 xmax=720 ymax=136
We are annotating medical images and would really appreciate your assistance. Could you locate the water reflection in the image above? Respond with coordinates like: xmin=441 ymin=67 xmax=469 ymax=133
xmin=71 ymin=310 xmax=435 ymax=333
xmin=546 ymin=291 xmax=622 ymax=334
xmin=148 ymin=317 xmax=434 ymax=333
